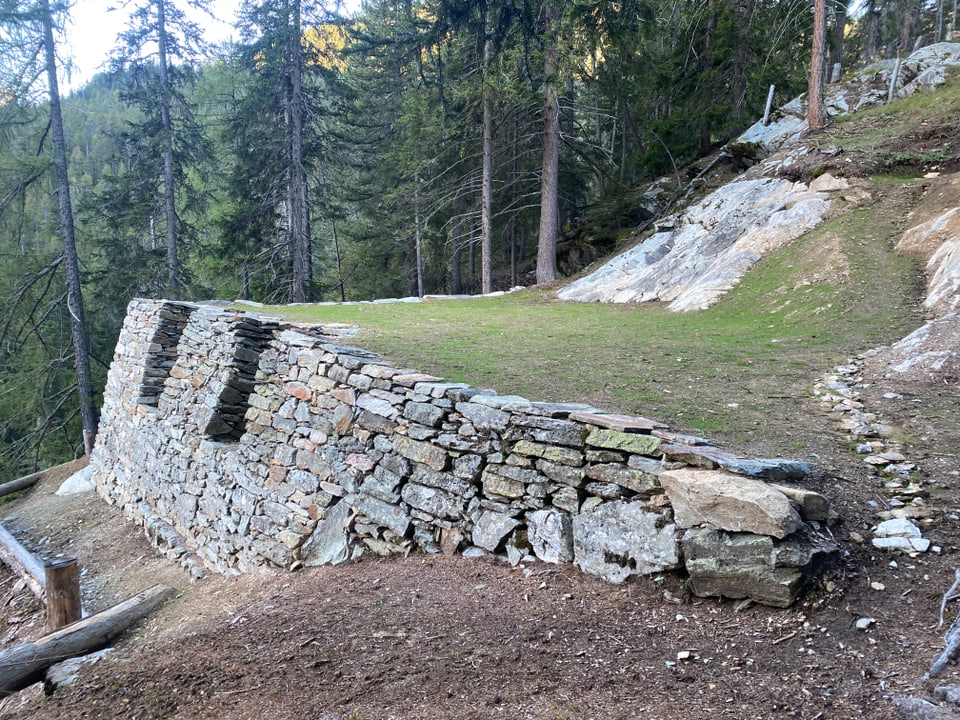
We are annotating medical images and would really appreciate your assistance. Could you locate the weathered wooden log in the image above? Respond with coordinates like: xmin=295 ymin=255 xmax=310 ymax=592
xmin=0 ymin=470 xmax=44 ymax=499
xmin=0 ymin=521 xmax=45 ymax=600
xmin=44 ymin=557 xmax=81 ymax=631
xmin=0 ymin=584 xmax=175 ymax=697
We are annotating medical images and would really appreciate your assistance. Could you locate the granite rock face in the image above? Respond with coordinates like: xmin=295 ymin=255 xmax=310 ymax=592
xmin=557 ymin=177 xmax=833 ymax=311
xmin=559 ymin=44 xmax=960 ymax=313
xmin=88 ymin=299 xmax=834 ymax=606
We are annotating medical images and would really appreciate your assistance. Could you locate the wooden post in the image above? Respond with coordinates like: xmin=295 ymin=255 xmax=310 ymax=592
xmin=44 ymin=557 xmax=81 ymax=631
xmin=888 ymin=58 xmax=902 ymax=103
xmin=762 ymin=84 xmax=775 ymax=126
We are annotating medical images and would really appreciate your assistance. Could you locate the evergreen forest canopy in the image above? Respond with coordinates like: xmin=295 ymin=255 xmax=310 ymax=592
xmin=0 ymin=0 xmax=947 ymax=477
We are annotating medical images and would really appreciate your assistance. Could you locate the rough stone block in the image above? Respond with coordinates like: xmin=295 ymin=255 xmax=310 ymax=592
xmin=508 ymin=416 xmax=586 ymax=448
xmin=585 ymin=463 xmax=659 ymax=496
xmin=472 ymin=511 xmax=520 ymax=552
xmin=572 ymin=501 xmax=679 ymax=583
xmin=456 ymin=401 xmax=511 ymax=431
xmin=351 ymin=493 xmax=410 ymax=537
xmin=395 ymin=436 xmax=448 ymax=471
xmin=535 ymin=459 xmax=584 ymax=487
xmin=659 ymin=444 xmax=812 ymax=480
xmin=526 ymin=509 xmax=574 ymax=564
xmin=511 ymin=440 xmax=583 ymax=467
xmin=404 ymin=401 xmax=445 ymax=428
xmin=682 ymin=527 xmax=837 ymax=608
xmin=585 ymin=429 xmax=662 ymax=456
xmin=401 ymin=483 xmax=464 ymax=520
xmin=659 ymin=468 xmax=803 ymax=539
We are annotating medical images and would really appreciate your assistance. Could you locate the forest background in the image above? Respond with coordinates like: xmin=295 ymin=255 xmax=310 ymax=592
xmin=0 ymin=0 xmax=945 ymax=483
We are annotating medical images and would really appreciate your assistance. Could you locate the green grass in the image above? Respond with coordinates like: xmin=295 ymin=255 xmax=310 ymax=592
xmin=254 ymin=175 xmax=925 ymax=456
xmin=824 ymin=69 xmax=960 ymax=170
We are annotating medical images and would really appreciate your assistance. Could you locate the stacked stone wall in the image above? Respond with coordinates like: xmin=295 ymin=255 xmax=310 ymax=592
xmin=90 ymin=299 xmax=837 ymax=606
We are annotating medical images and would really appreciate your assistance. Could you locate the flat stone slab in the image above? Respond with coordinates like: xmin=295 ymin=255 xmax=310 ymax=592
xmin=660 ymin=444 xmax=812 ymax=481
xmin=568 ymin=412 xmax=668 ymax=432
xmin=659 ymin=468 xmax=803 ymax=539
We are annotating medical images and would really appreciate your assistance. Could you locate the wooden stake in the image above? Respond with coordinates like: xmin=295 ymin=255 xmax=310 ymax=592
xmin=44 ymin=557 xmax=81 ymax=631
xmin=762 ymin=85 xmax=775 ymax=126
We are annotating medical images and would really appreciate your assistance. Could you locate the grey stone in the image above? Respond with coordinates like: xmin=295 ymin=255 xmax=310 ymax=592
xmin=56 ymin=466 xmax=94 ymax=496
xmin=394 ymin=435 xmax=448 ymax=471
xmin=401 ymin=483 xmax=464 ymax=520
xmin=682 ymin=527 xmax=838 ymax=608
xmin=404 ymin=401 xmax=446 ymax=427
xmin=659 ymin=468 xmax=803 ymax=539
xmin=660 ymin=444 xmax=812 ymax=480
xmin=351 ymin=493 xmax=410 ymax=537
xmin=585 ymin=463 xmax=659 ymax=496
xmin=526 ymin=509 xmax=574 ymax=564
xmin=410 ymin=465 xmax=476 ymax=498
xmin=452 ymin=454 xmax=484 ymax=481
xmin=472 ymin=511 xmax=520 ymax=552
xmin=551 ymin=485 xmax=580 ymax=513
xmin=572 ymin=501 xmax=679 ymax=583
xmin=508 ymin=416 xmax=586 ymax=448
xmin=45 ymin=648 xmax=115 ymax=691
xmin=456 ymin=401 xmax=510 ymax=431
xmin=359 ymin=465 xmax=403 ymax=503
xmin=536 ymin=459 xmax=584 ymax=487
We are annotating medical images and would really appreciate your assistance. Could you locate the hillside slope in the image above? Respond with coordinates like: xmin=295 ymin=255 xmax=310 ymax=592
xmin=559 ymin=43 xmax=960 ymax=317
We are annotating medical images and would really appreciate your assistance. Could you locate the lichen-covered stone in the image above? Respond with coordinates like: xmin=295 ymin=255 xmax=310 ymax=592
xmin=585 ymin=429 xmax=663 ymax=456
xmin=572 ymin=501 xmax=679 ymax=583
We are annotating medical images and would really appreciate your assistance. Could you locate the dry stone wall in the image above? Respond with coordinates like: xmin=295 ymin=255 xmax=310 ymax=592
xmin=90 ymin=299 xmax=838 ymax=607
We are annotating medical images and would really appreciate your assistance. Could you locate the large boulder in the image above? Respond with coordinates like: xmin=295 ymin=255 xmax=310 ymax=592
xmin=572 ymin=500 xmax=679 ymax=583
xmin=682 ymin=527 xmax=838 ymax=608
xmin=659 ymin=468 xmax=803 ymax=539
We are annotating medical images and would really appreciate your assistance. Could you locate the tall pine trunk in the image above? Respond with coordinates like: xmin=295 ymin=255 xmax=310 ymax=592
xmin=41 ymin=0 xmax=97 ymax=454
xmin=287 ymin=0 xmax=310 ymax=302
xmin=480 ymin=2 xmax=494 ymax=294
xmin=808 ymin=0 xmax=827 ymax=131
xmin=730 ymin=0 xmax=754 ymax=134
xmin=536 ymin=3 xmax=559 ymax=285
xmin=156 ymin=0 xmax=180 ymax=298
